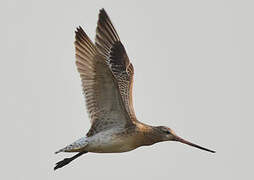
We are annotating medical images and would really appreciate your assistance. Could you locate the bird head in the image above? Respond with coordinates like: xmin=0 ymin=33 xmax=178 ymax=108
xmin=155 ymin=126 xmax=215 ymax=153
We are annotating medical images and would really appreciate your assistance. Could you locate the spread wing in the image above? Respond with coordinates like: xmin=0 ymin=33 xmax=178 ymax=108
xmin=95 ymin=9 xmax=137 ymax=122
xmin=74 ymin=27 xmax=133 ymax=136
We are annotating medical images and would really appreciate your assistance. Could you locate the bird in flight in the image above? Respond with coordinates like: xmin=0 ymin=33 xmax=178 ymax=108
xmin=54 ymin=8 xmax=215 ymax=170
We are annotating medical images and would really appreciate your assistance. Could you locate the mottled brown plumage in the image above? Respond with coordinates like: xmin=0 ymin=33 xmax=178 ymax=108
xmin=54 ymin=9 xmax=215 ymax=171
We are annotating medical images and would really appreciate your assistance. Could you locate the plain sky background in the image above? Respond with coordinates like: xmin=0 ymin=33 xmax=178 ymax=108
xmin=2 ymin=0 xmax=254 ymax=179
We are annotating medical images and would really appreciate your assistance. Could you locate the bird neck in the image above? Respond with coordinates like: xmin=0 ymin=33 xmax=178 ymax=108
xmin=136 ymin=123 xmax=163 ymax=146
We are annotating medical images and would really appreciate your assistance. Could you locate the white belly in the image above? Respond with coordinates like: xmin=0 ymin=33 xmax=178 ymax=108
xmin=86 ymin=129 xmax=136 ymax=153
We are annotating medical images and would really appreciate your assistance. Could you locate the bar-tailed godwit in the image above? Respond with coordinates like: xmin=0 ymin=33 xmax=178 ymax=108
xmin=54 ymin=9 xmax=215 ymax=170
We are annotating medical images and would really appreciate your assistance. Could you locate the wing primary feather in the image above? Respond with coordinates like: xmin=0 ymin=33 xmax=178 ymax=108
xmin=95 ymin=9 xmax=138 ymax=122
xmin=98 ymin=9 xmax=120 ymax=41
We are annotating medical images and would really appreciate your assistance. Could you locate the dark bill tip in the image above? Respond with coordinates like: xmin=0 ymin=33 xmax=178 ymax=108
xmin=175 ymin=136 xmax=216 ymax=153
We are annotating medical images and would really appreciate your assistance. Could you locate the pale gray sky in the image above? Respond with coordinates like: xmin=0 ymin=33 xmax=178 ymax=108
xmin=2 ymin=0 xmax=254 ymax=179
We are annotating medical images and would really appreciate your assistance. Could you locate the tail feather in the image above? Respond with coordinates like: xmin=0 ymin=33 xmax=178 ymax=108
xmin=55 ymin=137 xmax=88 ymax=154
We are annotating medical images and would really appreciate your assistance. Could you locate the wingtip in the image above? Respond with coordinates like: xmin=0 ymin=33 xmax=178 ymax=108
xmin=99 ymin=8 xmax=106 ymax=14
xmin=75 ymin=26 xmax=83 ymax=34
xmin=96 ymin=8 xmax=120 ymax=43
xmin=99 ymin=8 xmax=109 ymax=20
xmin=74 ymin=26 xmax=87 ymax=41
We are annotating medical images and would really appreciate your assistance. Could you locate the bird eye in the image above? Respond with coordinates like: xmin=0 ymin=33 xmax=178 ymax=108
xmin=162 ymin=129 xmax=170 ymax=134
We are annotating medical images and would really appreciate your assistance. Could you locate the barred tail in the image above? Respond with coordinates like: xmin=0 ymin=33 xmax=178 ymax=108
xmin=55 ymin=137 xmax=88 ymax=154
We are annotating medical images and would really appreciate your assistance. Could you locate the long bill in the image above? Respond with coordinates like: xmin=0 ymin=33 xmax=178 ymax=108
xmin=174 ymin=135 xmax=216 ymax=153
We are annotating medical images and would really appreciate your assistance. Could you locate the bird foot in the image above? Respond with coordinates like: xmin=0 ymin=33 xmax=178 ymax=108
xmin=54 ymin=158 xmax=72 ymax=170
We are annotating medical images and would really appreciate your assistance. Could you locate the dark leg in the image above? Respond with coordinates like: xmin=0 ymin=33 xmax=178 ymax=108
xmin=54 ymin=151 xmax=88 ymax=170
